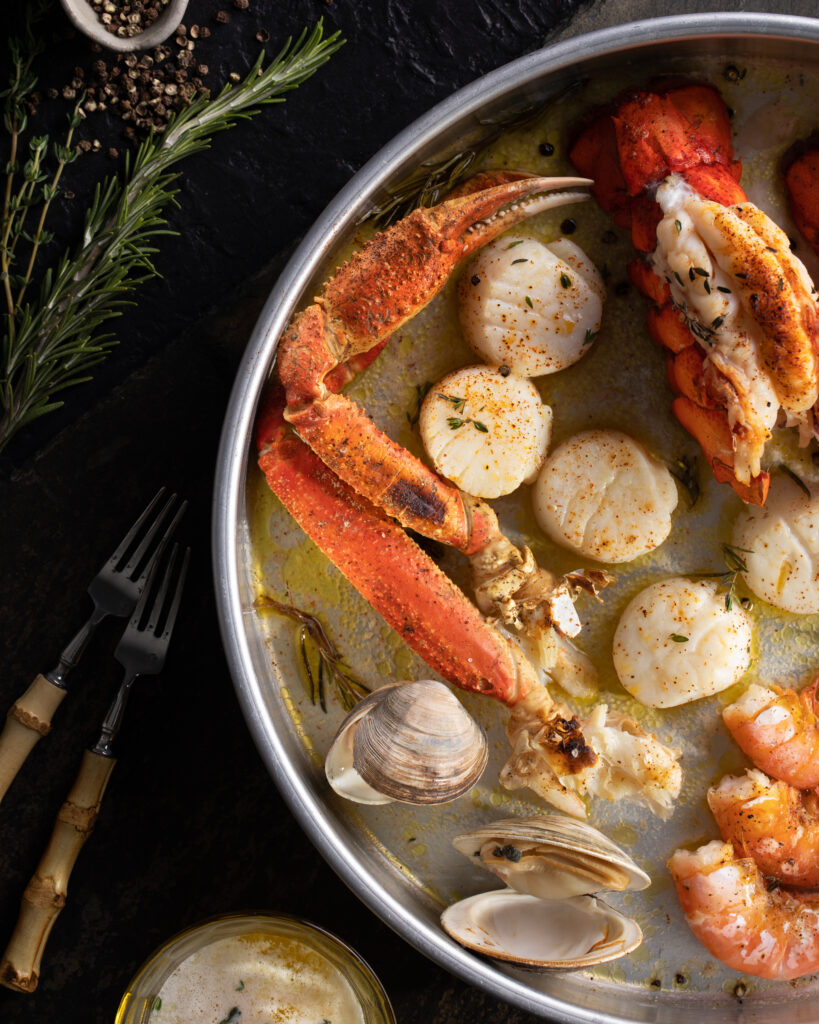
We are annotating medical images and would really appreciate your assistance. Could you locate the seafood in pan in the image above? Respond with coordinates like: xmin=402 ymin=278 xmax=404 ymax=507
xmin=252 ymin=62 xmax=819 ymax=991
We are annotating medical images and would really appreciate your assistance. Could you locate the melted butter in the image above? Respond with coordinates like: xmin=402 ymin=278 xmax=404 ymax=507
xmin=153 ymin=932 xmax=364 ymax=1024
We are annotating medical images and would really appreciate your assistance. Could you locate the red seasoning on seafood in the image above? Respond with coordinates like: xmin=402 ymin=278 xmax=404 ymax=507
xmin=570 ymin=81 xmax=819 ymax=505
xmin=257 ymin=173 xmax=681 ymax=818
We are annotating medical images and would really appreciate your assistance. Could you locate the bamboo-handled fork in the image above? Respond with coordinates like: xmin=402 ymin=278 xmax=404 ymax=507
xmin=0 ymin=543 xmax=190 ymax=994
xmin=0 ymin=489 xmax=185 ymax=804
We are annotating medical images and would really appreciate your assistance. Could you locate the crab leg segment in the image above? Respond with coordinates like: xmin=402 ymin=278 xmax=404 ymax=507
xmin=256 ymin=384 xmax=601 ymax=817
xmin=571 ymin=81 xmax=819 ymax=504
xmin=277 ymin=175 xmax=591 ymax=553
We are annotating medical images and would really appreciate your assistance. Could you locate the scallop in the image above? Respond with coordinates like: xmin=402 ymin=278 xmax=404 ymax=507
xmin=732 ymin=474 xmax=819 ymax=614
xmin=457 ymin=235 xmax=605 ymax=376
xmin=441 ymin=815 xmax=645 ymax=969
xmin=612 ymin=578 xmax=752 ymax=708
xmin=532 ymin=430 xmax=678 ymax=563
xmin=419 ymin=365 xmax=551 ymax=498
xmin=325 ymin=680 xmax=488 ymax=805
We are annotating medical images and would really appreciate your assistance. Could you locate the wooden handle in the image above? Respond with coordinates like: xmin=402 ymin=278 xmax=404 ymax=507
xmin=0 ymin=750 xmax=116 ymax=993
xmin=0 ymin=675 xmax=67 ymax=805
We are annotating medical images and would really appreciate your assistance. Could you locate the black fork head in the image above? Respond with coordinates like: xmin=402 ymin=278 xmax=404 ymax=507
xmin=114 ymin=544 xmax=191 ymax=678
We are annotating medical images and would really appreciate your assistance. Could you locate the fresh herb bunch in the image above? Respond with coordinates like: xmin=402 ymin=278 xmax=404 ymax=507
xmin=698 ymin=542 xmax=753 ymax=611
xmin=0 ymin=18 xmax=343 ymax=453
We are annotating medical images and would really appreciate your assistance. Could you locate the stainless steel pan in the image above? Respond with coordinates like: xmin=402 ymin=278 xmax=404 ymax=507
xmin=214 ymin=14 xmax=819 ymax=1022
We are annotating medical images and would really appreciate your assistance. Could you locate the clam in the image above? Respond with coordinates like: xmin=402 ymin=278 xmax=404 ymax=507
xmin=441 ymin=815 xmax=647 ymax=969
xmin=325 ymin=680 xmax=488 ymax=805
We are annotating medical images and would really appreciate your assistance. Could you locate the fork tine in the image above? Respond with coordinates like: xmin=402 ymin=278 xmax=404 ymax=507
xmin=106 ymin=487 xmax=166 ymax=566
xmin=131 ymin=499 xmax=188 ymax=588
xmin=119 ymin=492 xmax=180 ymax=578
xmin=146 ymin=544 xmax=179 ymax=632
xmin=127 ymin=545 xmax=164 ymax=627
xmin=159 ymin=547 xmax=189 ymax=640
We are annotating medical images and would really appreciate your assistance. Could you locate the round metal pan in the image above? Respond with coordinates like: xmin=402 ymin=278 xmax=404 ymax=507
xmin=214 ymin=14 xmax=819 ymax=1022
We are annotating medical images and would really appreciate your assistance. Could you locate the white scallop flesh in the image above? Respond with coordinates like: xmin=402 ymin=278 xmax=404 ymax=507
xmin=419 ymin=365 xmax=551 ymax=498
xmin=532 ymin=429 xmax=678 ymax=563
xmin=732 ymin=475 xmax=819 ymax=614
xmin=458 ymin=235 xmax=605 ymax=377
xmin=612 ymin=578 xmax=752 ymax=708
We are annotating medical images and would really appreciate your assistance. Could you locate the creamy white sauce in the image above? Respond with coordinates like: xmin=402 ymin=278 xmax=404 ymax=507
xmin=153 ymin=932 xmax=365 ymax=1024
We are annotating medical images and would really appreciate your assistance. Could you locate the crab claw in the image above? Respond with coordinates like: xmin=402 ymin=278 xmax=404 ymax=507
xmin=279 ymin=174 xmax=592 ymax=408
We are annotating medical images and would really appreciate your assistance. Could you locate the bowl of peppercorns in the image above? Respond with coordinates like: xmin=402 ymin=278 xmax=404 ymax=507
xmin=59 ymin=0 xmax=190 ymax=52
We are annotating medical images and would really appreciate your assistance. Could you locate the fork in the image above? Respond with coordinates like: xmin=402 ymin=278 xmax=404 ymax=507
xmin=0 ymin=489 xmax=186 ymax=804
xmin=0 ymin=543 xmax=190 ymax=994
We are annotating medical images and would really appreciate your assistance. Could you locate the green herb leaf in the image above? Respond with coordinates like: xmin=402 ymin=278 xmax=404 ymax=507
xmin=472 ymin=420 xmax=488 ymax=432
xmin=152 ymin=997 xmax=162 ymax=1012
xmin=559 ymin=273 xmax=572 ymax=288
xmin=1 ymin=21 xmax=344 ymax=452
xmin=447 ymin=417 xmax=464 ymax=430
xmin=669 ymin=634 xmax=689 ymax=643
xmin=235 ymin=980 xmax=245 ymax=992
xmin=524 ymin=295 xmax=533 ymax=308
xmin=218 ymin=1009 xmax=241 ymax=1024
xmin=256 ymin=597 xmax=370 ymax=713
xmin=675 ymin=219 xmax=682 ymax=233
xmin=437 ymin=392 xmax=465 ymax=412
xmin=583 ymin=328 xmax=598 ymax=345
xmin=506 ymin=239 xmax=524 ymax=249
xmin=511 ymin=257 xmax=528 ymax=265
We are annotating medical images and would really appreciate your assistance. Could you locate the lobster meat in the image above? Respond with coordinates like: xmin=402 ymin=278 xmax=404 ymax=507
xmin=256 ymin=173 xmax=679 ymax=818
xmin=570 ymin=81 xmax=819 ymax=505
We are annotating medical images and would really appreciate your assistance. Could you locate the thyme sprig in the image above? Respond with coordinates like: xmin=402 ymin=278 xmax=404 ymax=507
xmin=697 ymin=542 xmax=753 ymax=611
xmin=256 ymin=596 xmax=371 ymax=713
xmin=0 ymin=21 xmax=343 ymax=452
xmin=368 ymin=79 xmax=587 ymax=228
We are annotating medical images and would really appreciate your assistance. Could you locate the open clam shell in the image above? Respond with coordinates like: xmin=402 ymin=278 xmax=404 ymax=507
xmin=453 ymin=816 xmax=650 ymax=899
xmin=325 ymin=680 xmax=488 ymax=805
xmin=441 ymin=890 xmax=642 ymax=970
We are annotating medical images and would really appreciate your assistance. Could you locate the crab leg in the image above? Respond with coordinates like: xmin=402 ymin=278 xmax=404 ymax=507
xmin=277 ymin=174 xmax=610 ymax=639
xmin=570 ymin=82 xmax=819 ymax=504
xmin=256 ymin=384 xmax=597 ymax=817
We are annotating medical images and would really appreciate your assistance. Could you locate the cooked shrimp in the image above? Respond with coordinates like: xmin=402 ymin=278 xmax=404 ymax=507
xmin=708 ymin=769 xmax=819 ymax=888
xmin=723 ymin=677 xmax=819 ymax=789
xmin=669 ymin=839 xmax=819 ymax=980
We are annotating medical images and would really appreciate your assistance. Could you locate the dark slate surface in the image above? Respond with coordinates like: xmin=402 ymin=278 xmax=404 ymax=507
xmin=0 ymin=1 xmax=589 ymax=1021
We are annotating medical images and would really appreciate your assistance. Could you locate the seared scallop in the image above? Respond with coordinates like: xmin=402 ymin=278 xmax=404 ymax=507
xmin=532 ymin=430 xmax=678 ymax=563
xmin=732 ymin=474 xmax=819 ymax=614
xmin=612 ymin=578 xmax=752 ymax=708
xmin=419 ymin=365 xmax=551 ymax=498
xmin=458 ymin=236 xmax=605 ymax=376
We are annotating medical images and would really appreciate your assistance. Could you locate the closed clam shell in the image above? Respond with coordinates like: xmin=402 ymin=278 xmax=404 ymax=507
xmin=440 ymin=889 xmax=642 ymax=969
xmin=453 ymin=816 xmax=649 ymax=899
xmin=326 ymin=681 xmax=488 ymax=805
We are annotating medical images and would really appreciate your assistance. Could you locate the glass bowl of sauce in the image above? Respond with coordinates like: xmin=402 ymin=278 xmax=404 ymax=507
xmin=116 ymin=912 xmax=396 ymax=1024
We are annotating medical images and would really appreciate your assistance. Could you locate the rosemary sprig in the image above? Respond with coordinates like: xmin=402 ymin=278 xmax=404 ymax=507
xmin=368 ymin=79 xmax=587 ymax=228
xmin=256 ymin=596 xmax=371 ymax=713
xmin=0 ymin=21 xmax=343 ymax=452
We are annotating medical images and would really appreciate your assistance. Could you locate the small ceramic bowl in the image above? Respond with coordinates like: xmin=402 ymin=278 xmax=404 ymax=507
xmin=115 ymin=912 xmax=396 ymax=1024
xmin=59 ymin=0 xmax=189 ymax=52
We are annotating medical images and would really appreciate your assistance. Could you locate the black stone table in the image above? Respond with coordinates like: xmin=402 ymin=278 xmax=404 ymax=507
xmin=0 ymin=1 xmax=813 ymax=1021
